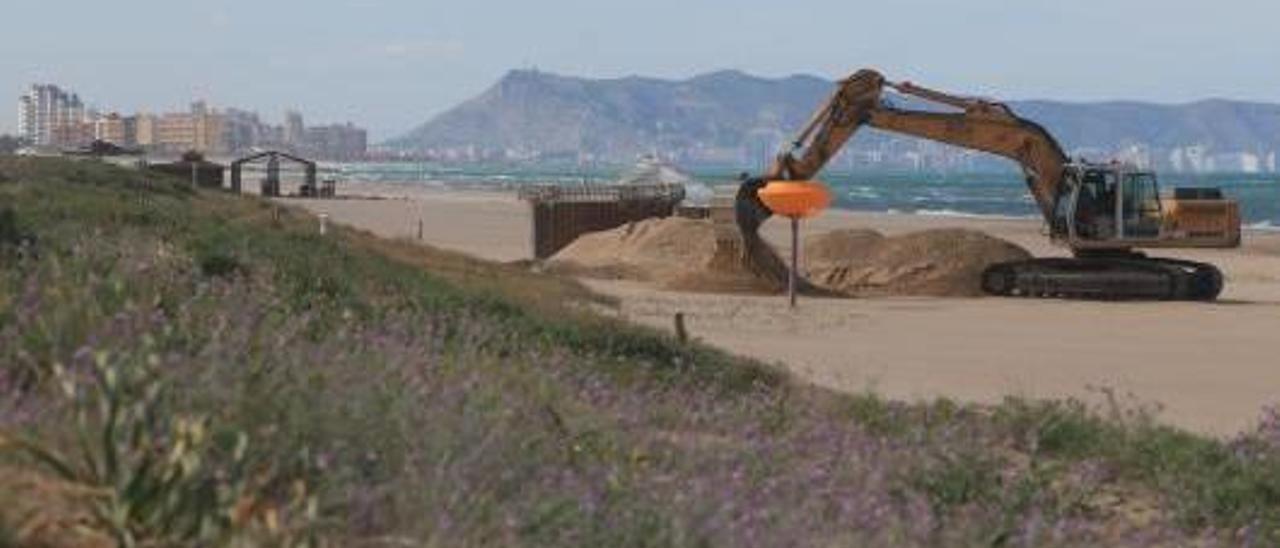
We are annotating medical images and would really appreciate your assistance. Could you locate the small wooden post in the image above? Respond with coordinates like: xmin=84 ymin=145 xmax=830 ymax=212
xmin=789 ymin=216 xmax=799 ymax=308
xmin=674 ymin=312 xmax=688 ymax=343
xmin=417 ymin=219 xmax=424 ymax=241
xmin=319 ymin=213 xmax=329 ymax=236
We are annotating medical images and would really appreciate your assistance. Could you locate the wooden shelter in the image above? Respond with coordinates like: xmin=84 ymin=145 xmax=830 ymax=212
xmin=229 ymin=150 xmax=318 ymax=197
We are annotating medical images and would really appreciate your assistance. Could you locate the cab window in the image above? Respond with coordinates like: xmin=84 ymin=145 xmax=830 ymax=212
xmin=1075 ymin=170 xmax=1117 ymax=239
xmin=1121 ymin=173 xmax=1162 ymax=238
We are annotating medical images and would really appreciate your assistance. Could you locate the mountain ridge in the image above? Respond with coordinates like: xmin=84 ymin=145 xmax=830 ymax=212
xmin=388 ymin=69 xmax=1280 ymax=171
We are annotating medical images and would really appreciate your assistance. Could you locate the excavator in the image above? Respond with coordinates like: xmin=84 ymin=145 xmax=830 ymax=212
xmin=735 ymin=69 xmax=1241 ymax=300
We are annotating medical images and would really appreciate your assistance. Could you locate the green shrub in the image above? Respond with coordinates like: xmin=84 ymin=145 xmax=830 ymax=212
xmin=1 ymin=351 xmax=315 ymax=546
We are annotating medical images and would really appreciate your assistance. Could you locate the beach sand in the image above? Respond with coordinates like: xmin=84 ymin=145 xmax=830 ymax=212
xmin=284 ymin=183 xmax=1280 ymax=436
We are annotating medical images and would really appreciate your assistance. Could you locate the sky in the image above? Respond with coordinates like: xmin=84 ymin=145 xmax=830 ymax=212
xmin=4 ymin=0 xmax=1280 ymax=140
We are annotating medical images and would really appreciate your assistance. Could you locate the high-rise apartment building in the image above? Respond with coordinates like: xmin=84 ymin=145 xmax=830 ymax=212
xmin=304 ymin=123 xmax=368 ymax=161
xmin=17 ymin=95 xmax=33 ymax=143
xmin=17 ymin=84 xmax=88 ymax=146
xmin=134 ymin=103 xmax=225 ymax=154
xmin=284 ymin=110 xmax=304 ymax=146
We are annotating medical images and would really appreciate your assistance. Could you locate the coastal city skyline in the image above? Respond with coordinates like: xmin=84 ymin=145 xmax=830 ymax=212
xmin=16 ymin=82 xmax=367 ymax=160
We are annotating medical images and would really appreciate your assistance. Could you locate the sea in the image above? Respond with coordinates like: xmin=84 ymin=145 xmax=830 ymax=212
xmin=325 ymin=162 xmax=1280 ymax=230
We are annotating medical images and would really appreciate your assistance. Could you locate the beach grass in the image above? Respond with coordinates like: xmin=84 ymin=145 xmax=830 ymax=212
xmin=2 ymin=156 xmax=1280 ymax=546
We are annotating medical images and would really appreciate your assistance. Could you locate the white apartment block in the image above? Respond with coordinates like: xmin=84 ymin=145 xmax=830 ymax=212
xmin=17 ymin=84 xmax=87 ymax=146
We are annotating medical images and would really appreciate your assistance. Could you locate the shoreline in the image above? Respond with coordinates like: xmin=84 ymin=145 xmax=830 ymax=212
xmin=325 ymin=179 xmax=1280 ymax=234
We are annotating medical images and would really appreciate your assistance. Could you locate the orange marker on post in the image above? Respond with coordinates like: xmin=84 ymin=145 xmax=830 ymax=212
xmin=757 ymin=180 xmax=832 ymax=307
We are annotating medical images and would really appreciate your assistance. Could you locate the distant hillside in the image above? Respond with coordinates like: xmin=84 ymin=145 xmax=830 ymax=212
xmin=1012 ymin=99 xmax=1280 ymax=152
xmin=388 ymin=69 xmax=829 ymax=161
xmin=388 ymin=69 xmax=1280 ymax=171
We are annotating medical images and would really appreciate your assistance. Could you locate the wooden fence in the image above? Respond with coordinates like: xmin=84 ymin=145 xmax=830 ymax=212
xmin=518 ymin=184 xmax=686 ymax=259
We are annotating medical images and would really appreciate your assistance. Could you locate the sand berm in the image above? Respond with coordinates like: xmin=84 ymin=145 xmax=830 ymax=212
xmin=547 ymin=217 xmax=1031 ymax=297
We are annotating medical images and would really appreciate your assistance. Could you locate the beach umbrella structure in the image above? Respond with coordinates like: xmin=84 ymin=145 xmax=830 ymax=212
xmin=757 ymin=181 xmax=832 ymax=307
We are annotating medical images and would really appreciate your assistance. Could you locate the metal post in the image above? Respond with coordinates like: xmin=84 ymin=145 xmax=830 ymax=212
xmin=789 ymin=216 xmax=799 ymax=308
xmin=417 ymin=219 xmax=424 ymax=240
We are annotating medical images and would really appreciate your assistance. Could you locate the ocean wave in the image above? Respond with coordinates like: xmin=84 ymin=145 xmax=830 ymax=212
xmin=1245 ymin=221 xmax=1280 ymax=231
xmin=843 ymin=186 xmax=882 ymax=199
xmin=873 ymin=208 xmax=1039 ymax=221
xmin=913 ymin=209 xmax=1039 ymax=220
xmin=905 ymin=195 xmax=1028 ymax=205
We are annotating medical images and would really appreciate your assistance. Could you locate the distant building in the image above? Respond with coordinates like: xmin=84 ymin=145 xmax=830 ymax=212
xmin=1169 ymin=145 xmax=1209 ymax=173
xmin=1116 ymin=143 xmax=1153 ymax=170
xmin=304 ymin=123 xmax=367 ymax=161
xmin=16 ymin=84 xmax=366 ymax=159
xmin=49 ymin=121 xmax=94 ymax=147
xmin=17 ymin=95 xmax=33 ymax=143
xmin=135 ymin=103 xmax=225 ymax=154
xmin=18 ymin=84 xmax=88 ymax=146
xmin=1210 ymin=151 xmax=1262 ymax=174
xmin=222 ymin=108 xmax=265 ymax=153
xmin=284 ymin=110 xmax=304 ymax=146
xmin=92 ymin=112 xmax=136 ymax=146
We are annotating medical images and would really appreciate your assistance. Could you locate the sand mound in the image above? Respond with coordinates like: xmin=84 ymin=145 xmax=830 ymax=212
xmin=804 ymin=229 xmax=886 ymax=270
xmin=548 ymin=217 xmax=780 ymax=293
xmin=805 ymin=228 xmax=1031 ymax=296
xmin=550 ymin=219 xmax=1030 ymax=297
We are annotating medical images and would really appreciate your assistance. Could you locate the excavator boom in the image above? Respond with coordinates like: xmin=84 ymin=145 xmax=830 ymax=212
xmin=761 ymin=69 xmax=1068 ymax=222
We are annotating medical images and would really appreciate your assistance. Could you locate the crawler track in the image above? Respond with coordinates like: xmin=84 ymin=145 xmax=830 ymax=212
xmin=981 ymin=254 xmax=1223 ymax=301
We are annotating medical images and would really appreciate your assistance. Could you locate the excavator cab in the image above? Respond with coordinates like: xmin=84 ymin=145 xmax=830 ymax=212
xmin=1054 ymin=164 xmax=1160 ymax=242
xmin=1052 ymin=163 xmax=1239 ymax=251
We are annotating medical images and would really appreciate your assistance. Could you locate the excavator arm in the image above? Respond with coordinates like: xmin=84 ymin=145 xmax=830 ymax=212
xmin=868 ymin=102 xmax=1069 ymax=221
xmin=741 ymin=68 xmax=1069 ymax=229
xmin=764 ymin=70 xmax=890 ymax=182
xmin=734 ymin=69 xmax=1071 ymax=287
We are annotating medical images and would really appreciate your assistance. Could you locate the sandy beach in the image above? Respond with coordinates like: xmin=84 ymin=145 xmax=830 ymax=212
xmin=284 ymin=183 xmax=1280 ymax=436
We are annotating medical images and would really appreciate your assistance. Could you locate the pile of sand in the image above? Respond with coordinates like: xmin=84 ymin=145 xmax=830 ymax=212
xmin=549 ymin=218 xmax=1031 ymax=297
xmin=805 ymin=228 xmax=1031 ymax=297
xmin=547 ymin=217 xmax=781 ymax=293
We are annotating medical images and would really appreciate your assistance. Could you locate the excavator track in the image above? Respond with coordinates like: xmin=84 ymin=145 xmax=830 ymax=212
xmin=980 ymin=255 xmax=1223 ymax=301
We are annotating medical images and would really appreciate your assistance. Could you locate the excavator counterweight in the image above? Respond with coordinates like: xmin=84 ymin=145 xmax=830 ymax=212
xmin=736 ymin=69 xmax=1240 ymax=301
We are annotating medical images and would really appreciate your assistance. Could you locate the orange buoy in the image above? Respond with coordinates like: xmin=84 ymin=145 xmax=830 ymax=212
xmin=757 ymin=180 xmax=832 ymax=218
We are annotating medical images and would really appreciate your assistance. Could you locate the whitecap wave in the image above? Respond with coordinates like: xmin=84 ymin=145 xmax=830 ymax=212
xmin=1245 ymin=220 xmax=1280 ymax=231
xmin=911 ymin=208 xmax=1039 ymax=220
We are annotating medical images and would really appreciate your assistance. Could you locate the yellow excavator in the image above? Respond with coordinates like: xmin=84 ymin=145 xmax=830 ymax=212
xmin=735 ymin=69 xmax=1241 ymax=300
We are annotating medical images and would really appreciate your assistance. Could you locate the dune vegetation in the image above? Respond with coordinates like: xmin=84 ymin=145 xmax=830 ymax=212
xmin=2 ymin=157 xmax=1280 ymax=546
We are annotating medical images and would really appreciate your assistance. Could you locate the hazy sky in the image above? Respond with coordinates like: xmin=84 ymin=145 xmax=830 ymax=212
xmin=4 ymin=0 xmax=1279 ymax=139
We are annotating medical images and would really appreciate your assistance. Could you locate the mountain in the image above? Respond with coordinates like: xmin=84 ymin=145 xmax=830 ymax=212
xmin=388 ymin=70 xmax=1280 ymax=171
xmin=388 ymin=69 xmax=829 ymax=161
